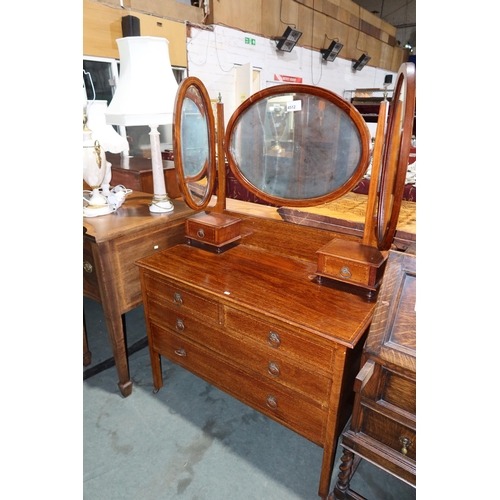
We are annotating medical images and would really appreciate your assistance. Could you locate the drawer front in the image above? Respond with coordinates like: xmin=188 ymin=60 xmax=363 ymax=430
xmin=83 ymin=238 xmax=100 ymax=302
xmin=115 ymin=223 xmax=186 ymax=308
xmin=224 ymin=307 xmax=333 ymax=373
xmin=150 ymin=323 xmax=327 ymax=445
xmin=360 ymin=406 xmax=416 ymax=461
xmin=186 ymin=219 xmax=217 ymax=243
xmin=318 ymin=255 xmax=371 ymax=286
xmin=380 ymin=370 xmax=416 ymax=415
xmin=148 ymin=304 xmax=331 ymax=406
xmin=144 ymin=275 xmax=219 ymax=324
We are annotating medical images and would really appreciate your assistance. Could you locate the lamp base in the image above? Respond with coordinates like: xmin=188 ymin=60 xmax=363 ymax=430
xmin=149 ymin=196 xmax=174 ymax=214
xmin=83 ymin=204 xmax=114 ymax=218
xmin=83 ymin=188 xmax=114 ymax=218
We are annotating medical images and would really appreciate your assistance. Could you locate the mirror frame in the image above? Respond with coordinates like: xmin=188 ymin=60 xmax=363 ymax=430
xmin=224 ymin=84 xmax=372 ymax=207
xmin=173 ymin=76 xmax=217 ymax=211
xmin=376 ymin=63 xmax=416 ymax=250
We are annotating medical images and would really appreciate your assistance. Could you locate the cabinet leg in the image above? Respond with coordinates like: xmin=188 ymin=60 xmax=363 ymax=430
xmin=103 ymin=308 xmax=133 ymax=397
xmin=150 ymin=350 xmax=163 ymax=393
xmin=330 ymin=449 xmax=355 ymax=500
xmin=83 ymin=324 xmax=92 ymax=367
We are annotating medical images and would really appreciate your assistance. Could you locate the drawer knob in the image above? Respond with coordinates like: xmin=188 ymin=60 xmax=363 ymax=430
xmin=173 ymin=292 xmax=183 ymax=306
xmin=267 ymin=331 xmax=281 ymax=348
xmin=339 ymin=266 xmax=352 ymax=279
xmin=399 ymin=436 xmax=412 ymax=455
xmin=83 ymin=261 xmax=93 ymax=273
xmin=174 ymin=348 xmax=187 ymax=357
xmin=266 ymin=394 xmax=278 ymax=410
xmin=197 ymin=228 xmax=205 ymax=239
xmin=267 ymin=361 xmax=280 ymax=377
xmin=175 ymin=319 xmax=185 ymax=332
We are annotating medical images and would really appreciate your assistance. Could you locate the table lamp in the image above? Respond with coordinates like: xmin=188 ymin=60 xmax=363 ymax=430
xmin=86 ymin=100 xmax=130 ymax=196
xmin=105 ymin=36 xmax=179 ymax=213
xmin=83 ymin=75 xmax=111 ymax=217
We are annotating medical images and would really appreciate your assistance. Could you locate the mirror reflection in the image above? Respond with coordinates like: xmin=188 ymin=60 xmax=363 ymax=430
xmin=180 ymin=85 xmax=210 ymax=204
xmin=228 ymin=92 xmax=365 ymax=201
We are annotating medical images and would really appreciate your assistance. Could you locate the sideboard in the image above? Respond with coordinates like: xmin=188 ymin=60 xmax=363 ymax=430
xmin=83 ymin=191 xmax=194 ymax=396
xmin=329 ymin=245 xmax=416 ymax=499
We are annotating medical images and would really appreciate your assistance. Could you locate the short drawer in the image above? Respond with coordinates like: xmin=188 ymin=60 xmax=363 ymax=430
xmin=149 ymin=306 xmax=331 ymax=406
xmin=185 ymin=212 xmax=241 ymax=246
xmin=224 ymin=307 xmax=333 ymax=373
xmin=150 ymin=323 xmax=327 ymax=446
xmin=144 ymin=274 xmax=219 ymax=323
xmin=359 ymin=406 xmax=416 ymax=461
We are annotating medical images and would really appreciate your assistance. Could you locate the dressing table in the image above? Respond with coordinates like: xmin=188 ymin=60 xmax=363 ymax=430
xmin=136 ymin=64 xmax=415 ymax=498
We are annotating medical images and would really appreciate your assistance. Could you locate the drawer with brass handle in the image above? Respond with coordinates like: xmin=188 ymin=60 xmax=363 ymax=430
xmin=143 ymin=274 xmax=219 ymax=323
xmin=149 ymin=306 xmax=332 ymax=406
xmin=223 ymin=307 xmax=334 ymax=373
xmin=358 ymin=406 xmax=416 ymax=461
xmin=149 ymin=322 xmax=327 ymax=445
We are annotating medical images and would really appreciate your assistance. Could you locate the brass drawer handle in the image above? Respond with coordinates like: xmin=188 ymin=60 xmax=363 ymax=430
xmin=197 ymin=228 xmax=205 ymax=239
xmin=83 ymin=261 xmax=93 ymax=273
xmin=174 ymin=348 xmax=186 ymax=357
xmin=267 ymin=361 xmax=280 ymax=377
xmin=399 ymin=437 xmax=412 ymax=455
xmin=267 ymin=331 xmax=281 ymax=348
xmin=173 ymin=292 xmax=183 ymax=306
xmin=339 ymin=266 xmax=352 ymax=279
xmin=175 ymin=319 xmax=185 ymax=332
xmin=266 ymin=394 xmax=278 ymax=410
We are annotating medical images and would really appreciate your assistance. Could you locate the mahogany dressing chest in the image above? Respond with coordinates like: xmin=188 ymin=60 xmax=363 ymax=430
xmin=136 ymin=66 xmax=415 ymax=499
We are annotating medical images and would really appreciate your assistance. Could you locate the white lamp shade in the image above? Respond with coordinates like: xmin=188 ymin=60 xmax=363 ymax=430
xmin=87 ymin=100 xmax=129 ymax=153
xmin=105 ymin=36 xmax=179 ymax=127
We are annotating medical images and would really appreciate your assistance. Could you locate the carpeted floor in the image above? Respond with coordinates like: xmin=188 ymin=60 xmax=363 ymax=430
xmin=83 ymin=296 xmax=416 ymax=500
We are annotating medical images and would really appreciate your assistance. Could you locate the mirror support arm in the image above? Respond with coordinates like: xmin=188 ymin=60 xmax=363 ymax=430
xmin=215 ymin=99 xmax=226 ymax=214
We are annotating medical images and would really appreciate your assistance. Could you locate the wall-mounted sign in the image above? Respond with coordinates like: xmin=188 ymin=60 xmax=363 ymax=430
xmin=273 ymin=74 xmax=303 ymax=83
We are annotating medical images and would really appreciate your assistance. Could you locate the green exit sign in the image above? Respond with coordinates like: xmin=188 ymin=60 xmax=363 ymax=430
xmin=244 ymin=37 xmax=256 ymax=45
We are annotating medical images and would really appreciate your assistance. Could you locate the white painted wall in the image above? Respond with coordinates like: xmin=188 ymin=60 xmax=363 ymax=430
xmin=186 ymin=24 xmax=397 ymax=137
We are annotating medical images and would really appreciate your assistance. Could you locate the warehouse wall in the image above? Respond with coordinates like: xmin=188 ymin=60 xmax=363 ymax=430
xmin=187 ymin=23 xmax=396 ymax=135
xmin=85 ymin=0 xmax=407 ymax=72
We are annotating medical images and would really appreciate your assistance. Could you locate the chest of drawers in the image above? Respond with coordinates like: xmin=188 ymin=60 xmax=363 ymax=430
xmin=136 ymin=217 xmax=377 ymax=499
xmin=329 ymin=246 xmax=416 ymax=499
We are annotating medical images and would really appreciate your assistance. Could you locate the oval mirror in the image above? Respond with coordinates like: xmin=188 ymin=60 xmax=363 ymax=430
xmin=225 ymin=84 xmax=371 ymax=207
xmin=173 ymin=77 xmax=216 ymax=210
xmin=377 ymin=63 xmax=416 ymax=250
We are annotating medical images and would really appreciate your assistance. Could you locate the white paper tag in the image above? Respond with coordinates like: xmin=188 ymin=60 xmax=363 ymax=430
xmin=287 ymin=100 xmax=302 ymax=112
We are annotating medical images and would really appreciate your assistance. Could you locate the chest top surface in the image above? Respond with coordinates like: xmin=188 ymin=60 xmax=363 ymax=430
xmin=136 ymin=241 xmax=376 ymax=348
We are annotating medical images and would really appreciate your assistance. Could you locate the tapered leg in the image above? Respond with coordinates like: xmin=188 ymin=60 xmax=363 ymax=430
xmin=92 ymin=241 xmax=133 ymax=397
xmin=83 ymin=324 xmax=92 ymax=367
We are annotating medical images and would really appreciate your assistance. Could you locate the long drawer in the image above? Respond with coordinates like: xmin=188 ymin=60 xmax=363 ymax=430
xmin=148 ymin=298 xmax=332 ymax=406
xmin=224 ymin=307 xmax=334 ymax=373
xmin=149 ymin=322 xmax=327 ymax=445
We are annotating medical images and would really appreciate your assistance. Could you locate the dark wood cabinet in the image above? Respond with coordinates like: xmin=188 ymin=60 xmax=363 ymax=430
xmin=106 ymin=153 xmax=182 ymax=199
xmin=329 ymin=245 xmax=416 ymax=499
